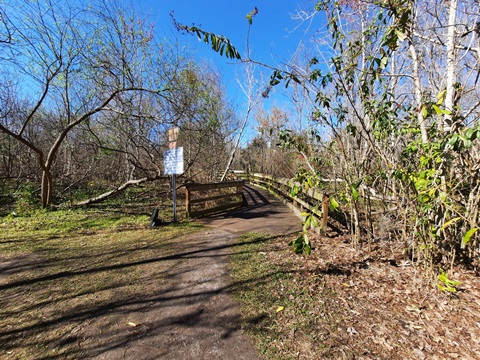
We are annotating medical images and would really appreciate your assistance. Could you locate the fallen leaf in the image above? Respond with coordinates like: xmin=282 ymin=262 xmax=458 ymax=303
xmin=413 ymin=348 xmax=426 ymax=360
xmin=127 ymin=322 xmax=138 ymax=327
xmin=406 ymin=305 xmax=421 ymax=313
xmin=347 ymin=327 xmax=358 ymax=335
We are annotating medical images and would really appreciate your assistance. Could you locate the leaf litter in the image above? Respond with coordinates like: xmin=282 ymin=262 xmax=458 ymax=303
xmin=233 ymin=230 xmax=480 ymax=359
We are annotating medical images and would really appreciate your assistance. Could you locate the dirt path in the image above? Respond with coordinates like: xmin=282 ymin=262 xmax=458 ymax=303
xmin=81 ymin=185 xmax=301 ymax=359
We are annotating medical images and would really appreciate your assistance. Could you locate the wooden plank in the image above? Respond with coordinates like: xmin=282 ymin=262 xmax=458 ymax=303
xmin=185 ymin=180 xmax=244 ymax=192
xmin=189 ymin=201 xmax=243 ymax=218
xmin=292 ymin=197 xmax=312 ymax=211
xmin=189 ymin=192 xmax=242 ymax=205
xmin=275 ymin=177 xmax=290 ymax=186
xmin=307 ymin=188 xmax=324 ymax=201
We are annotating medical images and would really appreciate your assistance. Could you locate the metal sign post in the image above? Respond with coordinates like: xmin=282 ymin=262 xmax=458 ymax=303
xmin=172 ymin=173 xmax=177 ymax=222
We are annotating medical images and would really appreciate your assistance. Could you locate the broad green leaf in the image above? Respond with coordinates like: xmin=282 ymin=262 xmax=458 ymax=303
xmin=351 ymin=185 xmax=359 ymax=201
xmin=305 ymin=244 xmax=311 ymax=255
xmin=461 ymin=228 xmax=478 ymax=249
xmin=437 ymin=89 xmax=447 ymax=104
xmin=465 ymin=128 xmax=476 ymax=140
xmin=351 ymin=179 xmax=362 ymax=201
xmin=380 ymin=56 xmax=388 ymax=69
xmin=304 ymin=234 xmax=310 ymax=245
xmin=421 ymin=105 xmax=428 ymax=118
xmin=330 ymin=197 xmax=340 ymax=211
xmin=305 ymin=216 xmax=311 ymax=228
xmin=394 ymin=28 xmax=407 ymax=41
xmin=449 ymin=134 xmax=459 ymax=147
xmin=432 ymin=104 xmax=443 ymax=115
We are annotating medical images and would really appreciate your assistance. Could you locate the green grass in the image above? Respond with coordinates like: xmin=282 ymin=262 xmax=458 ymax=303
xmin=0 ymin=207 xmax=203 ymax=359
xmin=230 ymin=233 xmax=341 ymax=359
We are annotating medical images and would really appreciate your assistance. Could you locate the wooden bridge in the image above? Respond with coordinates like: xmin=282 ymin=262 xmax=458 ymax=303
xmin=184 ymin=172 xmax=329 ymax=234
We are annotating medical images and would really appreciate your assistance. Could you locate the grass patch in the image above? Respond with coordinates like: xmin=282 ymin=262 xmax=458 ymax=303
xmin=230 ymin=233 xmax=346 ymax=359
xmin=0 ymin=207 xmax=203 ymax=359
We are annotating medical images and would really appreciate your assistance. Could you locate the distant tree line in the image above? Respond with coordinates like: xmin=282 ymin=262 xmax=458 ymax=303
xmin=0 ymin=0 xmax=237 ymax=209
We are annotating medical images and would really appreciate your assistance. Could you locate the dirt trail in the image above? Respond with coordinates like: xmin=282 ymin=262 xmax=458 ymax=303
xmin=82 ymin=185 xmax=301 ymax=359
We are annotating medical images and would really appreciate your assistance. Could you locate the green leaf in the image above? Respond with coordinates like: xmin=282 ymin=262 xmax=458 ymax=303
xmin=432 ymin=104 xmax=443 ymax=115
xmin=305 ymin=216 xmax=311 ymax=228
xmin=465 ymin=128 xmax=477 ymax=141
xmin=421 ymin=105 xmax=428 ymax=118
xmin=291 ymin=184 xmax=299 ymax=197
xmin=449 ymin=134 xmax=458 ymax=147
xmin=350 ymin=179 xmax=362 ymax=201
xmin=461 ymin=228 xmax=478 ymax=249
xmin=351 ymin=185 xmax=359 ymax=201
xmin=305 ymin=244 xmax=311 ymax=255
xmin=441 ymin=217 xmax=460 ymax=231
xmin=329 ymin=197 xmax=339 ymax=211
xmin=380 ymin=56 xmax=388 ymax=69
xmin=437 ymin=89 xmax=447 ymax=104
xmin=394 ymin=28 xmax=407 ymax=42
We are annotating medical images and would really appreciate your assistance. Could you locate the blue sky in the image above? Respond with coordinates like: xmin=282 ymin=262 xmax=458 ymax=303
xmin=141 ymin=1 xmax=324 ymax=109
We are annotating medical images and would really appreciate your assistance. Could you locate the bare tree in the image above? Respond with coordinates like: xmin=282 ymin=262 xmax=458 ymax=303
xmin=0 ymin=0 xmax=173 ymax=207
xmin=220 ymin=61 xmax=263 ymax=181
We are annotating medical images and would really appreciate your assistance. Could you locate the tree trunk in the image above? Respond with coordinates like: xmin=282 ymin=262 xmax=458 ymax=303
xmin=220 ymin=108 xmax=251 ymax=182
xmin=409 ymin=42 xmax=429 ymax=143
xmin=41 ymin=169 xmax=53 ymax=207
xmin=443 ymin=0 xmax=458 ymax=133
xmin=73 ymin=176 xmax=162 ymax=206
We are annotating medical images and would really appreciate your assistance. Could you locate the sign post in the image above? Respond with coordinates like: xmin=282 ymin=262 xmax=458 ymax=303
xmin=164 ymin=127 xmax=182 ymax=222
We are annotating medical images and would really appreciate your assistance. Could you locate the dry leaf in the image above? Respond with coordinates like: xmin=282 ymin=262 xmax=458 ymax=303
xmin=347 ymin=327 xmax=358 ymax=335
xmin=406 ymin=305 xmax=421 ymax=313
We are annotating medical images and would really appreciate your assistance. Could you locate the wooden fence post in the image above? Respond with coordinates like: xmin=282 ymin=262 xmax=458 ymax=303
xmin=322 ymin=194 xmax=329 ymax=234
xmin=185 ymin=185 xmax=191 ymax=218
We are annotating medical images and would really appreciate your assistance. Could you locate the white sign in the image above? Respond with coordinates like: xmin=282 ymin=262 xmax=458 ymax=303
xmin=164 ymin=147 xmax=184 ymax=175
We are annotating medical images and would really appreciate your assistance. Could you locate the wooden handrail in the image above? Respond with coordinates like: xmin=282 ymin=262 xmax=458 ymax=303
xmin=185 ymin=180 xmax=244 ymax=218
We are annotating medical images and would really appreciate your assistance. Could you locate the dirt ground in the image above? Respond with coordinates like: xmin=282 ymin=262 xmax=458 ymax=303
xmin=3 ymin=185 xmax=479 ymax=359
xmin=73 ymin=229 xmax=264 ymax=360
xmin=75 ymin=185 xmax=302 ymax=359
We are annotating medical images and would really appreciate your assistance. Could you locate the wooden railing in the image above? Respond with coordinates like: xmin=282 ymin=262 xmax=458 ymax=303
xmin=234 ymin=171 xmax=329 ymax=234
xmin=185 ymin=180 xmax=244 ymax=218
